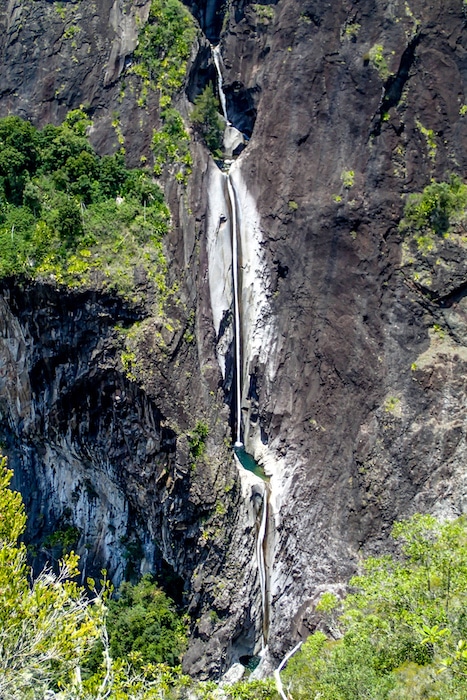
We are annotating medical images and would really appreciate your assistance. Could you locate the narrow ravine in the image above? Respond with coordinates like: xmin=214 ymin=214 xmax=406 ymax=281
xmin=211 ymin=43 xmax=271 ymax=654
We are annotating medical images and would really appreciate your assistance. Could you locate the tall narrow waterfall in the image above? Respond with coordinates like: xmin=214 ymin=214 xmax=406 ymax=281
xmin=212 ymin=45 xmax=229 ymax=123
xmin=257 ymin=483 xmax=269 ymax=648
xmin=211 ymin=44 xmax=270 ymax=652
xmin=227 ymin=176 xmax=243 ymax=448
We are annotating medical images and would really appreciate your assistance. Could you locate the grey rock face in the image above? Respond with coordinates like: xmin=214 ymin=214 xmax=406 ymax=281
xmin=0 ymin=277 xmax=267 ymax=677
xmin=0 ymin=0 xmax=467 ymax=677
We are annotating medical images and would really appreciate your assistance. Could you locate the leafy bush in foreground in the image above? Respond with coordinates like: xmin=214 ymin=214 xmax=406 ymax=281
xmin=283 ymin=514 xmax=467 ymax=699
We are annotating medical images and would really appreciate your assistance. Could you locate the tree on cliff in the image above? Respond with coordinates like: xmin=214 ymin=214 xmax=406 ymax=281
xmin=191 ymin=85 xmax=224 ymax=154
xmin=283 ymin=514 xmax=467 ymax=699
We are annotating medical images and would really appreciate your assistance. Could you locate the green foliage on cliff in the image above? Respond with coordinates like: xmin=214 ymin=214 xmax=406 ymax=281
xmin=188 ymin=421 xmax=209 ymax=460
xmin=400 ymin=175 xmax=467 ymax=236
xmin=191 ymin=85 xmax=224 ymax=155
xmin=0 ymin=112 xmax=171 ymax=298
xmin=282 ymin=514 xmax=467 ymax=699
xmin=152 ymin=108 xmax=193 ymax=182
xmin=132 ymin=0 xmax=197 ymax=106
xmin=129 ymin=0 xmax=196 ymax=185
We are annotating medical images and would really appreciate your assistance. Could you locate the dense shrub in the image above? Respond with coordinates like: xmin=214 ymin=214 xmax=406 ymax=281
xmin=0 ymin=111 xmax=171 ymax=298
xmin=400 ymin=174 xmax=467 ymax=236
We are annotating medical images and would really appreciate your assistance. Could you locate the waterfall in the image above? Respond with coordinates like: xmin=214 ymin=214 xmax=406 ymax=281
xmin=209 ymin=42 xmax=271 ymax=655
xmin=212 ymin=44 xmax=229 ymax=123
xmin=256 ymin=483 xmax=269 ymax=648
xmin=226 ymin=176 xmax=243 ymax=447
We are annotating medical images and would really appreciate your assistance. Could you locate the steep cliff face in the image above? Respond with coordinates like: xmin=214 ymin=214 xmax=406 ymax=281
xmin=0 ymin=0 xmax=467 ymax=678
xmin=0 ymin=276 xmax=269 ymax=675
xmin=215 ymin=0 xmax=467 ymax=661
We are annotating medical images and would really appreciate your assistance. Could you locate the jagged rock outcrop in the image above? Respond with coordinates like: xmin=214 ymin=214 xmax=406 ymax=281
xmin=0 ymin=0 xmax=467 ymax=678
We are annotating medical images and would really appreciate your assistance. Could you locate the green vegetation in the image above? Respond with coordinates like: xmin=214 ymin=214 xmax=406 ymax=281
xmin=341 ymin=169 xmax=355 ymax=189
xmin=432 ymin=323 xmax=446 ymax=340
xmin=188 ymin=421 xmax=209 ymax=460
xmin=152 ymin=108 xmax=193 ymax=182
xmin=190 ymin=85 xmax=224 ymax=155
xmin=384 ymin=396 xmax=400 ymax=413
xmin=44 ymin=525 xmax=80 ymax=554
xmin=129 ymin=0 xmax=197 ymax=185
xmin=97 ymin=575 xmax=188 ymax=671
xmin=343 ymin=22 xmax=361 ymax=40
xmin=368 ymin=43 xmax=390 ymax=80
xmin=252 ymin=4 xmax=275 ymax=24
xmin=416 ymin=119 xmax=437 ymax=161
xmin=54 ymin=2 xmax=67 ymax=21
xmin=0 ymin=111 xmax=171 ymax=298
xmin=132 ymin=0 xmax=197 ymax=107
xmin=400 ymin=175 xmax=467 ymax=237
xmin=282 ymin=514 xmax=467 ymax=699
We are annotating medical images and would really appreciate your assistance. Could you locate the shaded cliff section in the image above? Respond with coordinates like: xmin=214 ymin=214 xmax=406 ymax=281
xmin=0 ymin=274 xmax=267 ymax=675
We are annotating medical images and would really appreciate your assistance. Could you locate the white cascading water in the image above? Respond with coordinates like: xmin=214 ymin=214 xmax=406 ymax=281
xmin=256 ymin=483 xmax=269 ymax=648
xmin=226 ymin=176 xmax=243 ymax=448
xmin=211 ymin=44 xmax=269 ymax=649
xmin=212 ymin=45 xmax=229 ymax=123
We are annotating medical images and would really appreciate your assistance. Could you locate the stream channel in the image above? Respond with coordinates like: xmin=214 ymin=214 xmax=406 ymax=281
xmin=210 ymin=43 xmax=271 ymax=653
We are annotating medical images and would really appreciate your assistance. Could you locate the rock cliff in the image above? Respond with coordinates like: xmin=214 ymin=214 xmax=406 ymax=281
xmin=0 ymin=0 xmax=467 ymax=678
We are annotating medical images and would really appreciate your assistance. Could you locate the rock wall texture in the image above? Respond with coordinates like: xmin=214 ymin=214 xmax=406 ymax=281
xmin=0 ymin=0 xmax=467 ymax=677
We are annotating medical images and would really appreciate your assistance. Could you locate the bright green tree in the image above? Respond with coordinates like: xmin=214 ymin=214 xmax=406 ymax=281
xmin=106 ymin=575 xmax=187 ymax=670
xmin=283 ymin=514 xmax=467 ymax=699
xmin=0 ymin=456 xmax=104 ymax=699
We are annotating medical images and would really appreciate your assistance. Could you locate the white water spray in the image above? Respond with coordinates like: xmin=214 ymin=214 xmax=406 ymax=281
xmin=256 ymin=483 xmax=269 ymax=648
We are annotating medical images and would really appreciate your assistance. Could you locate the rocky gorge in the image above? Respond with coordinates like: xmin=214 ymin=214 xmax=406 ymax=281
xmin=0 ymin=0 xmax=466 ymax=681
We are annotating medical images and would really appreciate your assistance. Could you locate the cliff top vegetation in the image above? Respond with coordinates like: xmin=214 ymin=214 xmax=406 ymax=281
xmin=0 ymin=111 xmax=170 ymax=302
